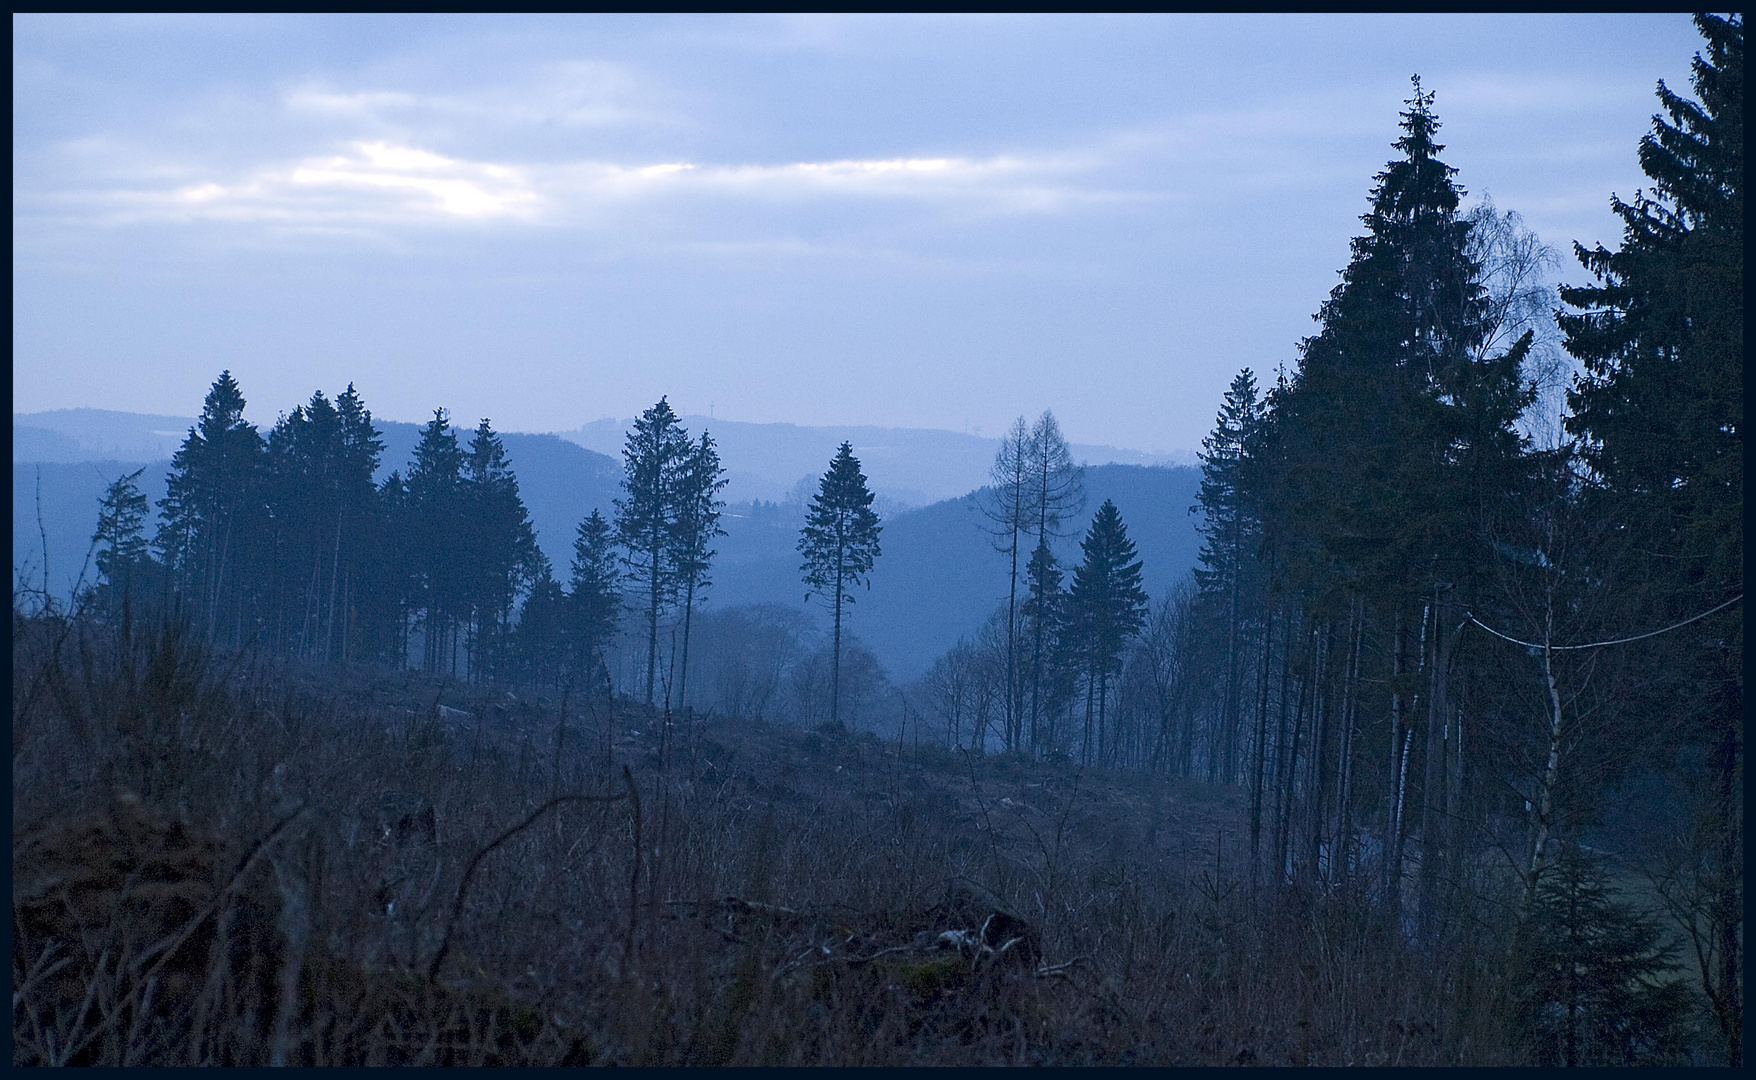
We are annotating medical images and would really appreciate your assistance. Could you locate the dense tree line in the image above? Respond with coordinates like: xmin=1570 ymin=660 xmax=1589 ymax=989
xmin=81 ymin=387 xmax=902 ymax=733
xmin=1184 ymin=28 xmax=1738 ymax=1064
xmin=914 ymin=19 xmax=1741 ymax=1065
xmin=82 ymin=388 xmax=719 ymax=698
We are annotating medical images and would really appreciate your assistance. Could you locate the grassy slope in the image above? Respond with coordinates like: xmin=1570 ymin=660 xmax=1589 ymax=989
xmin=14 ymin=616 xmax=1522 ymax=1065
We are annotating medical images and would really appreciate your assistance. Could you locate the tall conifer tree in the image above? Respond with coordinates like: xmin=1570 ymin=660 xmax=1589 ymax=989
xmin=1024 ymin=410 xmax=1084 ymax=753
xmin=673 ymin=431 xmax=728 ymax=711
xmin=89 ymin=468 xmax=154 ymax=617
xmin=1559 ymin=14 xmax=1742 ymax=1061
xmin=568 ymin=508 xmax=621 ymax=697
xmin=404 ymin=410 xmax=467 ymax=675
xmin=1064 ymin=499 xmax=1147 ymax=765
xmin=333 ymin=383 xmax=385 ymax=662
xmin=1260 ymin=79 xmax=1536 ymax=906
xmin=463 ymin=418 xmax=542 ymax=681
xmin=798 ymin=442 xmax=882 ymax=727
xmin=156 ymin=371 xmax=266 ymax=646
xmin=615 ymin=398 xmax=692 ymax=706
xmin=1194 ymin=368 xmax=1264 ymax=783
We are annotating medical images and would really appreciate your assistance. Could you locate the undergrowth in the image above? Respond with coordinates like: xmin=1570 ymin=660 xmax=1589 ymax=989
xmin=14 ymin=610 xmax=1532 ymax=1064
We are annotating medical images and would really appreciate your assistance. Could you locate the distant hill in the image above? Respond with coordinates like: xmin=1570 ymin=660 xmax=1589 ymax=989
xmin=371 ymin=421 xmax=623 ymax=576
xmin=12 ymin=420 xmax=622 ymax=605
xmin=561 ymin=415 xmax=1193 ymax=507
xmin=707 ymin=463 xmax=1204 ymax=681
xmin=14 ymin=409 xmax=1202 ymax=683
xmin=13 ymin=459 xmax=171 ymax=602
xmin=15 ymin=409 xmax=197 ymax=463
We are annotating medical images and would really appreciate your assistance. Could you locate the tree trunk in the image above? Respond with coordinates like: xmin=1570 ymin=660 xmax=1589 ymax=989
xmin=1303 ymin=623 xmax=1332 ymax=887
xmin=1249 ymin=605 xmax=1276 ymax=880
xmin=1005 ymin=515 xmax=1021 ymax=752
xmin=1711 ymin=702 xmax=1743 ymax=1066
xmin=646 ymin=540 xmax=661 ymax=706
xmin=1527 ymin=636 xmax=1565 ymax=906
xmin=831 ymin=557 xmax=844 ymax=725
xmin=1333 ymin=600 xmax=1363 ymax=884
xmin=1275 ymin=655 xmax=1308 ymax=889
xmin=1097 ymin=670 xmax=1109 ymax=765
xmin=1224 ymin=507 xmax=1242 ymax=784
xmin=1385 ymin=609 xmax=1405 ymax=903
xmin=679 ymin=580 xmax=696 ymax=713
xmin=1419 ymin=599 xmax=1461 ymax=935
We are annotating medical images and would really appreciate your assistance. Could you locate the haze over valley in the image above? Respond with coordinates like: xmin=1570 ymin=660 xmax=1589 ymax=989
xmin=12 ymin=14 xmax=1739 ymax=1068
xmin=14 ymin=406 xmax=1200 ymax=681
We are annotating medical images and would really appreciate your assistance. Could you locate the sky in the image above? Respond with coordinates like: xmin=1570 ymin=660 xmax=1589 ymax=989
xmin=13 ymin=14 xmax=1704 ymax=454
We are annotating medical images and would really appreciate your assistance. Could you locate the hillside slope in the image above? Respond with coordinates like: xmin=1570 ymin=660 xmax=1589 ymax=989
xmin=709 ymin=464 xmax=1203 ymax=681
xmin=14 ymin=412 xmax=1202 ymax=686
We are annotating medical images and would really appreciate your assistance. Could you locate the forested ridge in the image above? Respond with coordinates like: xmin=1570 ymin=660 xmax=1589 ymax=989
xmin=13 ymin=15 xmax=1740 ymax=1066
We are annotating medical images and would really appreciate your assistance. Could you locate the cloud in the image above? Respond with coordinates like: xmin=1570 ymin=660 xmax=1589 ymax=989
xmin=281 ymin=61 xmax=671 ymax=134
xmin=39 ymin=137 xmax=1122 ymax=234
xmin=72 ymin=140 xmax=544 ymax=226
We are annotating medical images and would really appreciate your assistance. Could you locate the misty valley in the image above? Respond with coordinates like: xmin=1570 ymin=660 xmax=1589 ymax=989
xmin=12 ymin=17 xmax=1742 ymax=1069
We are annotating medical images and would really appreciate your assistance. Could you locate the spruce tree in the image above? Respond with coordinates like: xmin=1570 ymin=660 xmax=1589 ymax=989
xmin=463 ymin=418 xmax=541 ymax=681
xmin=1021 ymin=537 xmax=1068 ymax=754
xmin=615 ymin=398 xmax=692 ymax=706
xmin=568 ymin=508 xmax=621 ymax=697
xmin=1514 ymin=843 xmax=1693 ymax=1066
xmin=156 ymin=371 xmax=266 ymax=646
xmin=264 ymin=390 xmax=348 ymax=658
xmin=367 ymin=469 xmax=416 ymax=666
xmin=89 ymin=467 xmax=154 ymax=617
xmin=672 ymin=430 xmax=727 ymax=712
xmin=515 ymin=563 xmax=568 ymax=691
xmin=333 ymin=383 xmax=385 ymax=662
xmin=798 ymin=442 xmax=882 ymax=727
xmin=1065 ymin=499 xmax=1147 ymax=765
xmin=404 ymin=410 xmax=467 ymax=675
xmin=1261 ymin=79 xmax=1537 ymax=905
xmin=1559 ymin=15 xmax=1742 ymax=1061
xmin=1193 ymin=368 xmax=1264 ymax=783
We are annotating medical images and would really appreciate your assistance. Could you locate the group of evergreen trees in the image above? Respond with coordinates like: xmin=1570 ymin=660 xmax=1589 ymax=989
xmin=84 ymin=385 xmax=894 ymax=725
xmin=609 ymin=397 xmax=727 ymax=708
xmin=89 ymin=380 xmax=559 ymax=682
xmin=1164 ymin=19 xmax=1739 ymax=1064
xmin=916 ymin=16 xmax=1740 ymax=1064
xmin=925 ymin=410 xmax=1150 ymax=764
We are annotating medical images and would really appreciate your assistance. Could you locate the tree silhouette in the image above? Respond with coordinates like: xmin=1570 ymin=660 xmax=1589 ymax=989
xmin=798 ymin=442 xmax=882 ymax=727
xmin=463 ymin=418 xmax=542 ymax=681
xmin=615 ymin=398 xmax=692 ymax=706
xmin=156 ymin=370 xmax=266 ymax=647
xmin=982 ymin=415 xmax=1033 ymax=750
xmin=568 ymin=508 xmax=622 ymax=698
xmin=1064 ymin=499 xmax=1147 ymax=765
xmin=1559 ymin=14 xmax=1743 ymax=1061
xmin=1020 ymin=538 xmax=1069 ymax=754
xmin=332 ymin=383 xmax=386 ymax=662
xmin=88 ymin=467 xmax=154 ymax=619
xmin=404 ymin=410 xmax=467 ymax=675
xmin=514 ymin=563 xmax=570 ymax=691
xmin=1193 ymin=368 xmax=1264 ymax=783
xmin=1514 ymin=843 xmax=1692 ymax=1066
xmin=1024 ymin=410 xmax=1084 ymax=753
xmin=673 ymin=430 xmax=728 ymax=712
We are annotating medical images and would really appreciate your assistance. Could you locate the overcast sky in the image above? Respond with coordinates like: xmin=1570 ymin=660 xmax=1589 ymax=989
xmin=13 ymin=14 xmax=1702 ymax=453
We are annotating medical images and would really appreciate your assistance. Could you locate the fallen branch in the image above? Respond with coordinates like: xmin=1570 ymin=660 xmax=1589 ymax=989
xmin=427 ymin=788 xmax=628 ymax=981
